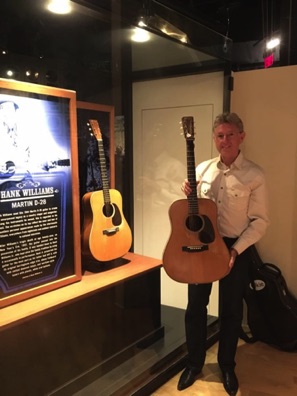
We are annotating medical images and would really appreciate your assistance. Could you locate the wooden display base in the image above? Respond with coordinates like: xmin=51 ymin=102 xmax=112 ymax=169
xmin=50 ymin=306 xmax=219 ymax=396
xmin=0 ymin=254 xmax=220 ymax=396
xmin=1 ymin=252 xmax=162 ymax=329
xmin=0 ymin=253 xmax=163 ymax=396
xmin=82 ymin=256 xmax=131 ymax=273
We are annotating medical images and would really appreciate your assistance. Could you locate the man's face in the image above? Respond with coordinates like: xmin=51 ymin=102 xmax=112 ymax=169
xmin=213 ymin=122 xmax=245 ymax=159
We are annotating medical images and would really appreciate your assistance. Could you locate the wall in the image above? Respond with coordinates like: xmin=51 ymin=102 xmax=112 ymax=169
xmin=133 ymin=72 xmax=224 ymax=313
xmin=231 ymin=65 xmax=297 ymax=297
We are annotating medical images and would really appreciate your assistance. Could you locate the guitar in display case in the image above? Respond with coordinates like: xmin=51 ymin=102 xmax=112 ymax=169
xmin=241 ymin=245 xmax=297 ymax=351
xmin=81 ymin=119 xmax=132 ymax=262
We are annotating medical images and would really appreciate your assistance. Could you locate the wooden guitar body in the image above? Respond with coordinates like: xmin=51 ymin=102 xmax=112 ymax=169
xmin=163 ymin=198 xmax=230 ymax=283
xmin=162 ymin=115 xmax=230 ymax=284
xmin=81 ymin=188 xmax=132 ymax=262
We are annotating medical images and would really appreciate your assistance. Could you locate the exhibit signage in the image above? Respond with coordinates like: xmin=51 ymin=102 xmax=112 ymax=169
xmin=0 ymin=78 xmax=81 ymax=308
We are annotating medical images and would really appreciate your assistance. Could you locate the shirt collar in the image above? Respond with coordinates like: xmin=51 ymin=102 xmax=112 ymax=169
xmin=217 ymin=151 xmax=244 ymax=170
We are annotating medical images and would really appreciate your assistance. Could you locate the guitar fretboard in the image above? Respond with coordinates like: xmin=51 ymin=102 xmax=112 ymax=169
xmin=186 ymin=139 xmax=199 ymax=215
xmin=97 ymin=139 xmax=111 ymax=205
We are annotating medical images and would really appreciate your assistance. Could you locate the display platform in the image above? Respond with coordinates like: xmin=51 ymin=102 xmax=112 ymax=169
xmin=0 ymin=254 xmax=219 ymax=396
xmin=1 ymin=252 xmax=162 ymax=329
xmin=49 ymin=306 xmax=219 ymax=396
xmin=0 ymin=253 xmax=163 ymax=396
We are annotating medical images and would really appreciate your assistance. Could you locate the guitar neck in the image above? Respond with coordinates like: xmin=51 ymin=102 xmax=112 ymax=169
xmin=97 ymin=139 xmax=111 ymax=204
xmin=186 ymin=139 xmax=199 ymax=214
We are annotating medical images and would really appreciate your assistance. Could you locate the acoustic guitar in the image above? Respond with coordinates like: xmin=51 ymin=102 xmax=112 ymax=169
xmin=162 ymin=116 xmax=230 ymax=283
xmin=81 ymin=119 xmax=132 ymax=262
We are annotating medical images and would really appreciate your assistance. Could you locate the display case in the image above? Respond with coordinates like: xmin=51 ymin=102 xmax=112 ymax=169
xmin=0 ymin=1 xmax=230 ymax=394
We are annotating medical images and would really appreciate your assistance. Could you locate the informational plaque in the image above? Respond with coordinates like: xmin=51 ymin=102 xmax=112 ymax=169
xmin=0 ymin=78 xmax=81 ymax=308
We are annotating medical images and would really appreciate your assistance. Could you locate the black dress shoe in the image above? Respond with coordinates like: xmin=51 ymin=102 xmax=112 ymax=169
xmin=221 ymin=370 xmax=239 ymax=395
xmin=177 ymin=367 xmax=201 ymax=391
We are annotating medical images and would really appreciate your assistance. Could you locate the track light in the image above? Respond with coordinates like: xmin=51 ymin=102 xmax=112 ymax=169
xmin=137 ymin=16 xmax=148 ymax=28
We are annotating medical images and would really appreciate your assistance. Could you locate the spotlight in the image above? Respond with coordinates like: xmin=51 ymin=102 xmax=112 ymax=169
xmin=136 ymin=0 xmax=152 ymax=27
xmin=25 ymin=69 xmax=39 ymax=81
xmin=138 ymin=16 xmax=148 ymax=28
xmin=5 ymin=68 xmax=19 ymax=79
xmin=266 ymin=37 xmax=280 ymax=50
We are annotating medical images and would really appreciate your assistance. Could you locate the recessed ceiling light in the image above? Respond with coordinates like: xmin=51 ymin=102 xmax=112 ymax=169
xmin=47 ymin=0 xmax=72 ymax=15
xmin=6 ymin=70 xmax=14 ymax=77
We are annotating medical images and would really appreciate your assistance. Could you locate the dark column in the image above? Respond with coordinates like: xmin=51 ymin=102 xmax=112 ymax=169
xmin=279 ymin=0 xmax=297 ymax=66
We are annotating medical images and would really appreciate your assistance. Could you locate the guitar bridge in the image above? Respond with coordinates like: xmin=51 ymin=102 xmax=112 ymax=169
xmin=103 ymin=227 xmax=119 ymax=236
xmin=182 ymin=245 xmax=209 ymax=253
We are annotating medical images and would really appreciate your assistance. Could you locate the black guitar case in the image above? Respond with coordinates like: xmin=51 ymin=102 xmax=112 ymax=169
xmin=241 ymin=245 xmax=297 ymax=351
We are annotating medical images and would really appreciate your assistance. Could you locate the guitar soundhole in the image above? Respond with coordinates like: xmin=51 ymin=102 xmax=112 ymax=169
xmin=185 ymin=214 xmax=215 ymax=244
xmin=186 ymin=214 xmax=204 ymax=232
xmin=199 ymin=215 xmax=215 ymax=244
xmin=103 ymin=203 xmax=114 ymax=217
xmin=103 ymin=203 xmax=122 ymax=226
xmin=112 ymin=204 xmax=122 ymax=226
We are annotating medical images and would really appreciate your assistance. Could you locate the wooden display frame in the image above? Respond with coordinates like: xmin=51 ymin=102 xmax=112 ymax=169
xmin=0 ymin=78 xmax=81 ymax=308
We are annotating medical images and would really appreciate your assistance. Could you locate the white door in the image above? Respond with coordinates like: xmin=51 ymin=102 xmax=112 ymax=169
xmin=133 ymin=72 xmax=224 ymax=313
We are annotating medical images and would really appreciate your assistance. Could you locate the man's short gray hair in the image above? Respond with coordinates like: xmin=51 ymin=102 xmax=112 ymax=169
xmin=213 ymin=112 xmax=244 ymax=133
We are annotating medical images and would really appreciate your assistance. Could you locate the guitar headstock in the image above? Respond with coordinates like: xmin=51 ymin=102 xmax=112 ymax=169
xmin=88 ymin=119 xmax=102 ymax=140
xmin=181 ymin=116 xmax=195 ymax=141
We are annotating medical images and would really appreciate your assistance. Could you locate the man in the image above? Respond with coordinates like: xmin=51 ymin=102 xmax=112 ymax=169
xmin=178 ymin=112 xmax=269 ymax=395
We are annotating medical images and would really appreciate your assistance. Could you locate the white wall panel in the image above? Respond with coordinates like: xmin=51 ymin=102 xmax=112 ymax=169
xmin=133 ymin=72 xmax=224 ymax=312
xmin=232 ymin=66 xmax=297 ymax=297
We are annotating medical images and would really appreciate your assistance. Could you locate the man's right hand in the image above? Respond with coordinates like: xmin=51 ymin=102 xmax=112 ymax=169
xmin=181 ymin=179 xmax=191 ymax=196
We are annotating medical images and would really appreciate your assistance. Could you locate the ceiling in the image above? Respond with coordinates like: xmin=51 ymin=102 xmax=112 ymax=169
xmin=0 ymin=0 xmax=230 ymax=79
xmin=77 ymin=0 xmax=282 ymax=45
xmin=155 ymin=0 xmax=280 ymax=43
xmin=153 ymin=0 xmax=297 ymax=68
xmin=0 ymin=0 xmax=294 ymax=80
